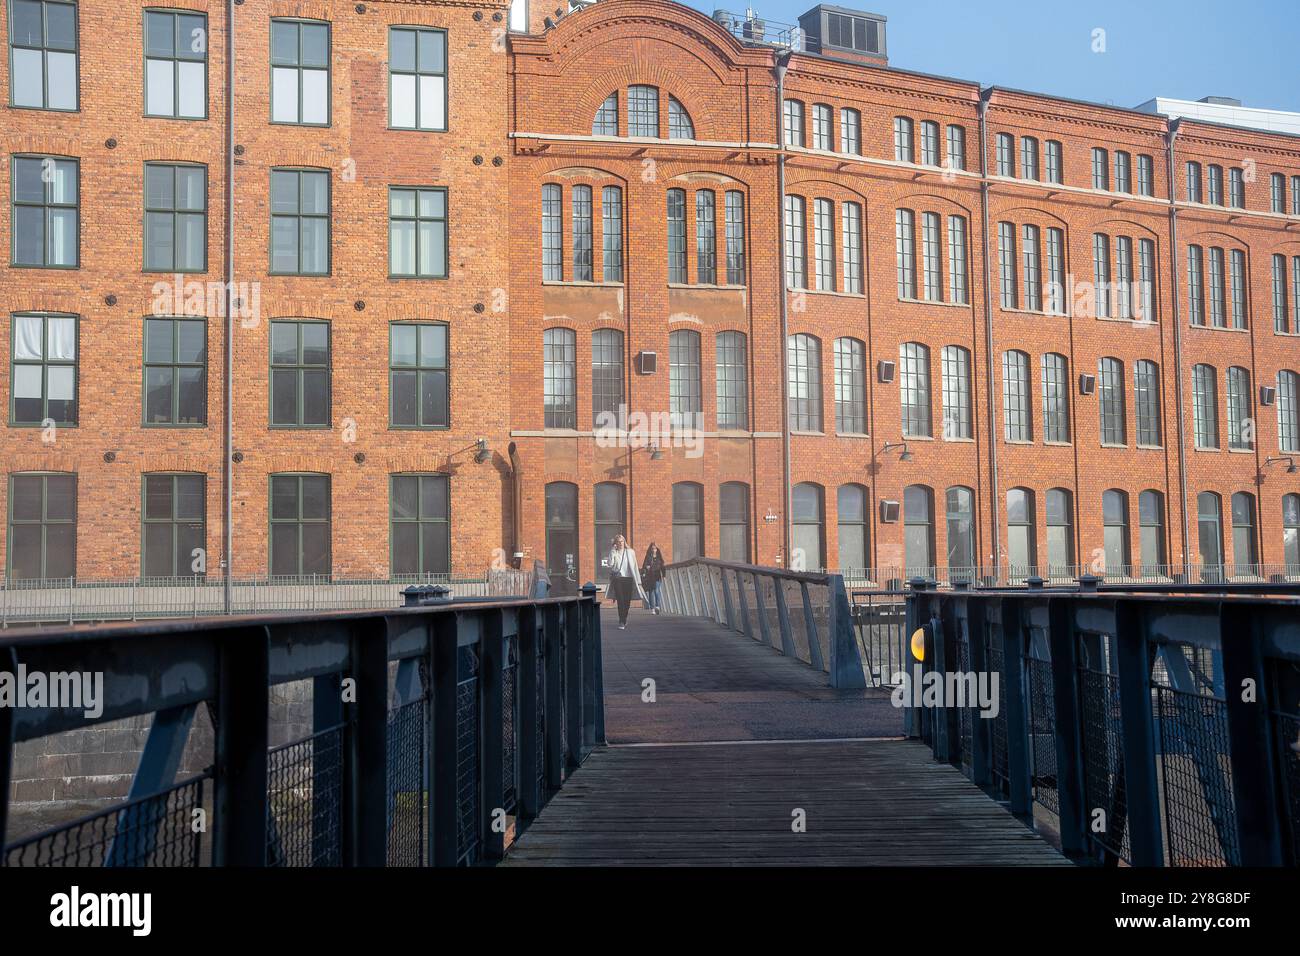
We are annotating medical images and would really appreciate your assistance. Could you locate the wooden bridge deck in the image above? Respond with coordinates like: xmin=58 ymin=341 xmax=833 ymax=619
xmin=504 ymin=608 xmax=1067 ymax=866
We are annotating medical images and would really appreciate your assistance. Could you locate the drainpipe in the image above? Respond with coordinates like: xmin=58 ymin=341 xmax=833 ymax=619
xmin=222 ymin=0 xmax=236 ymax=614
xmin=507 ymin=441 xmax=523 ymax=565
xmin=977 ymin=87 xmax=1000 ymax=577
xmin=775 ymin=48 xmax=793 ymax=567
xmin=1165 ymin=118 xmax=1191 ymax=568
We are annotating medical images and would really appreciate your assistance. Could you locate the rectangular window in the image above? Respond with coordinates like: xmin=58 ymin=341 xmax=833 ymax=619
xmin=1271 ymin=173 xmax=1285 ymax=214
xmin=270 ymin=320 xmax=330 ymax=427
xmin=1046 ymin=227 xmax=1064 ymax=313
xmin=1275 ymin=254 xmax=1291 ymax=333
xmin=390 ymin=474 xmax=450 ymax=576
xmin=1229 ymin=249 xmax=1246 ymax=329
xmin=997 ymin=221 xmax=1017 ymax=309
xmin=143 ymin=317 xmax=206 ymax=426
xmin=388 ymin=25 xmax=445 ymax=131
xmin=1208 ymin=247 xmax=1226 ymax=328
xmin=9 ymin=0 xmax=77 ymax=110
xmin=996 ymin=133 xmax=1014 ymax=177
xmin=1041 ymin=353 xmax=1069 ymax=443
xmin=1293 ymin=176 xmax=1300 ymax=215
xmin=895 ymin=208 xmax=915 ymax=299
xmin=833 ymin=337 xmax=866 ymax=434
xmin=1187 ymin=245 xmax=1205 ymax=325
xmin=921 ymin=211 xmax=941 ymax=301
xmin=667 ymin=189 xmax=686 ymax=283
xmin=1022 ymin=224 xmax=1041 ymax=312
xmin=893 ymin=116 xmax=913 ymax=163
xmin=1114 ymin=150 xmax=1131 ymax=193
xmin=1099 ymin=357 xmax=1126 ymax=445
xmin=785 ymin=195 xmax=806 ymax=289
xmin=1137 ymin=238 xmax=1155 ymax=322
xmin=390 ymin=323 xmax=448 ymax=428
xmin=724 ymin=190 xmax=745 ymax=285
xmin=1020 ymin=137 xmax=1039 ymax=181
xmin=541 ymin=184 xmax=562 ymax=281
xmin=1115 ymin=236 xmax=1133 ymax=320
xmin=942 ymin=345 xmax=971 ymax=440
xmin=1186 ymin=162 xmax=1202 ymax=203
xmin=696 ymin=189 xmax=717 ymax=284
xmin=947 ymin=214 xmax=968 ymax=305
xmin=813 ymin=198 xmax=835 ymax=292
xmin=946 ymin=124 xmax=966 ymax=171
xmin=571 ymin=184 xmax=593 ymax=282
xmin=1227 ymin=366 xmax=1251 ymax=450
xmin=669 ymin=331 xmax=702 ymax=423
xmin=1091 ymin=147 xmax=1109 ymax=190
xmin=602 ymin=185 xmax=623 ymax=283
xmin=1002 ymin=350 xmax=1031 ymax=442
xmin=1229 ymin=167 xmax=1244 ymax=208
xmin=1192 ymin=364 xmax=1218 ymax=448
xmin=142 ymin=474 xmax=205 ymax=578
xmin=920 ymin=120 xmax=939 ymax=166
xmin=1279 ymin=372 xmax=1299 ymax=452
xmin=812 ymin=104 xmax=831 ymax=150
xmin=144 ymin=163 xmax=206 ymax=272
xmin=270 ymin=168 xmax=329 ymax=275
xmin=1134 ymin=359 xmax=1160 ymax=446
xmin=1093 ymin=233 xmax=1111 ymax=318
xmin=715 ymin=331 xmax=747 ymax=430
xmin=839 ymin=108 xmax=861 ymax=155
xmin=271 ymin=19 xmax=329 ymax=125
xmin=144 ymin=10 xmax=206 ymax=118
xmin=11 ymin=312 xmax=76 ymax=425
xmin=1294 ymin=257 xmax=1300 ymax=335
xmin=784 ymin=99 xmax=805 ymax=148
xmin=591 ymin=328 xmax=624 ymax=423
xmin=1137 ymin=154 xmax=1154 ymax=196
xmin=628 ymin=85 xmax=658 ymax=137
xmin=1045 ymin=140 xmax=1063 ymax=184
xmin=543 ymin=328 xmax=576 ymax=429
xmin=11 ymin=155 xmax=77 ymax=267
xmin=269 ymin=474 xmax=331 ymax=578
xmin=7 ymin=473 xmax=75 ymax=580
xmin=835 ymin=201 xmax=861 ymax=294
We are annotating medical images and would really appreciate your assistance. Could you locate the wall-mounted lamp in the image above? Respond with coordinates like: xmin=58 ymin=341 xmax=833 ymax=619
xmin=474 ymin=438 xmax=491 ymax=463
xmin=649 ymin=443 xmax=664 ymax=461
xmin=880 ymin=441 xmax=912 ymax=462
xmin=1265 ymin=455 xmax=1298 ymax=474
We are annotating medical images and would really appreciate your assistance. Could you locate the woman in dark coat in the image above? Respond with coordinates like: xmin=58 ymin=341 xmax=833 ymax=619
xmin=641 ymin=542 xmax=666 ymax=614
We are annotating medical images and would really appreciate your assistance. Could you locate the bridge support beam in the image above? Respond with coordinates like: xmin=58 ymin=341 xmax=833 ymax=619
xmin=1114 ymin=601 xmax=1164 ymax=867
xmin=1046 ymin=598 xmax=1088 ymax=859
xmin=827 ymin=575 xmax=867 ymax=689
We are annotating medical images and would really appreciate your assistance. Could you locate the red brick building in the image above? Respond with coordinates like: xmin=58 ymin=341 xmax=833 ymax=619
xmin=2 ymin=0 xmax=1299 ymax=599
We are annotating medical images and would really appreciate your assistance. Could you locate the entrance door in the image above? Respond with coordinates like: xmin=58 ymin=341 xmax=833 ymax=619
xmin=545 ymin=482 xmax=578 ymax=596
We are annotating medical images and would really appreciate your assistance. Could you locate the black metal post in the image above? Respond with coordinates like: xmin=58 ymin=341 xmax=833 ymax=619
xmin=998 ymin=597 xmax=1033 ymax=818
xmin=480 ymin=609 xmax=506 ymax=861
xmin=516 ymin=605 xmax=542 ymax=826
xmin=1046 ymin=598 xmax=1088 ymax=859
xmin=1114 ymin=600 xmax=1164 ymax=866
xmin=213 ymin=626 xmax=270 ymax=866
xmin=348 ymin=616 xmax=389 ymax=866
xmin=430 ymin=613 xmax=459 ymax=867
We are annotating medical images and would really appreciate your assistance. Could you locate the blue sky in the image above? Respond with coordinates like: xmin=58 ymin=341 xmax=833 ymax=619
xmin=683 ymin=0 xmax=1300 ymax=112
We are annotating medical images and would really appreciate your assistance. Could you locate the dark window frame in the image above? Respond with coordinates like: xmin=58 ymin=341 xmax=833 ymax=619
xmin=142 ymin=315 xmax=207 ymax=427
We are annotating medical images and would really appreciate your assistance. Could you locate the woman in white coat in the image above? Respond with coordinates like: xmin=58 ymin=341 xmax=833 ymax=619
xmin=606 ymin=534 xmax=648 ymax=629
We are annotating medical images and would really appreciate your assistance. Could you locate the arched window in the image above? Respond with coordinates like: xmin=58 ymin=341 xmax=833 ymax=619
xmin=942 ymin=345 xmax=972 ymax=440
xmin=893 ymin=116 xmax=913 ymax=163
xmin=542 ymin=327 xmax=576 ymax=429
xmin=903 ymin=484 xmax=934 ymax=576
xmin=668 ymin=96 xmax=694 ymax=139
xmin=1002 ymin=350 xmax=1031 ymax=442
xmin=787 ymin=333 xmax=822 ymax=432
xmin=593 ymin=92 xmax=618 ymax=136
xmin=811 ymin=104 xmax=832 ymax=150
xmin=833 ymin=337 xmax=866 ymax=434
xmin=1102 ymin=489 xmax=1129 ymax=578
xmin=1278 ymin=370 xmax=1299 ymax=452
xmin=1099 ymin=357 xmax=1126 ymax=445
xmin=1138 ymin=490 xmax=1165 ymax=575
xmin=791 ymin=482 xmax=824 ymax=571
xmin=1041 ymin=352 xmax=1069 ymax=443
xmin=593 ymin=482 xmax=626 ymax=582
xmin=1283 ymin=494 xmax=1300 ymax=571
xmin=1192 ymin=364 xmax=1218 ymax=449
xmin=715 ymin=331 xmax=748 ymax=430
xmin=571 ymin=184 xmax=593 ymax=281
xmin=945 ymin=486 xmax=974 ymax=576
xmin=541 ymin=183 xmax=562 ymax=280
xmin=591 ymin=328 xmax=624 ymax=424
xmin=719 ymin=482 xmax=750 ymax=564
xmin=1227 ymin=366 xmax=1251 ymax=450
xmin=628 ymin=84 xmax=659 ymax=137
xmin=1006 ymin=487 xmax=1036 ymax=577
xmin=900 ymin=342 xmax=931 ymax=437
xmin=837 ymin=484 xmax=869 ymax=574
xmin=1231 ymin=491 xmax=1258 ymax=576
xmin=668 ymin=329 xmax=701 ymax=427
xmin=602 ymin=185 xmax=623 ymax=282
xmin=784 ymin=99 xmax=805 ymax=147
xmin=1197 ymin=492 xmax=1223 ymax=582
xmin=1046 ymin=488 xmax=1073 ymax=575
xmin=696 ymin=189 xmax=716 ymax=283
xmin=671 ymin=482 xmax=703 ymax=562
xmin=666 ymin=188 xmax=686 ymax=283
xmin=1134 ymin=359 xmax=1161 ymax=446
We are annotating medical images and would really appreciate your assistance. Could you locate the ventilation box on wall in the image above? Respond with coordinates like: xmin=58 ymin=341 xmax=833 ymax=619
xmin=877 ymin=360 xmax=896 ymax=383
xmin=879 ymin=499 xmax=900 ymax=523
xmin=1260 ymin=385 xmax=1277 ymax=406
xmin=1078 ymin=373 xmax=1096 ymax=395
xmin=636 ymin=350 xmax=657 ymax=374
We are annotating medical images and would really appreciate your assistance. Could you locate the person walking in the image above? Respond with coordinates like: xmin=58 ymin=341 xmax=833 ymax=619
xmin=640 ymin=542 xmax=666 ymax=614
xmin=606 ymin=534 xmax=647 ymax=629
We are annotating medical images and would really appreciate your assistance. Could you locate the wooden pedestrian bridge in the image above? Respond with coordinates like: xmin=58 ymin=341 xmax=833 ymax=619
xmin=1 ymin=559 xmax=1298 ymax=867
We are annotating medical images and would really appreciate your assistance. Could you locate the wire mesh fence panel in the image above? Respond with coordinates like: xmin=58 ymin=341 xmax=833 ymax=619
xmin=559 ymin=630 xmax=569 ymax=770
xmin=1275 ymin=711 xmax=1300 ymax=865
xmin=1079 ymin=667 xmax=1131 ymax=862
xmin=957 ymin=625 xmax=973 ymax=773
xmin=503 ymin=636 xmax=518 ymax=814
xmin=1026 ymin=655 xmax=1059 ymax=816
xmin=456 ymin=645 xmax=480 ymax=865
xmin=386 ymin=696 xmax=426 ymax=867
xmin=266 ymin=725 xmax=344 ymax=867
xmin=983 ymin=624 xmax=1009 ymax=794
xmin=852 ymin=598 xmax=907 ymax=688
xmin=536 ymin=651 xmax=545 ymax=793
xmin=4 ymin=775 xmax=208 ymax=867
xmin=1156 ymin=686 xmax=1240 ymax=866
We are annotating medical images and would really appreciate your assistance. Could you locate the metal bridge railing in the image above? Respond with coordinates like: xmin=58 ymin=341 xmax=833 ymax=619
xmin=0 ymin=584 xmax=603 ymax=867
xmin=659 ymin=558 xmax=868 ymax=689
xmin=905 ymin=577 xmax=1300 ymax=866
